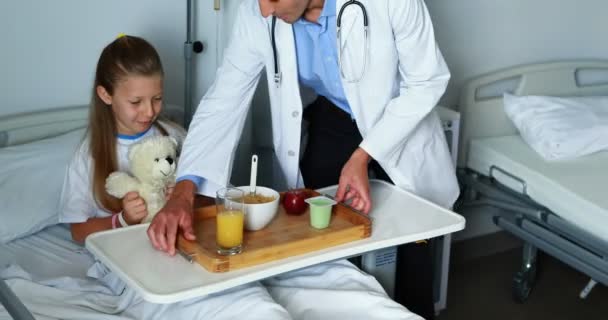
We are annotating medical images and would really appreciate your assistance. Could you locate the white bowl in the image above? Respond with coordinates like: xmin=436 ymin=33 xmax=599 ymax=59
xmin=235 ymin=186 xmax=280 ymax=231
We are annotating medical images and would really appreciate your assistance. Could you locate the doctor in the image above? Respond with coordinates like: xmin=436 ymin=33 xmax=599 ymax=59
xmin=149 ymin=0 xmax=458 ymax=317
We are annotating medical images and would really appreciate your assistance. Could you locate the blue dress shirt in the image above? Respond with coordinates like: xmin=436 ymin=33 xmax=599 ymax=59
xmin=293 ymin=0 xmax=352 ymax=116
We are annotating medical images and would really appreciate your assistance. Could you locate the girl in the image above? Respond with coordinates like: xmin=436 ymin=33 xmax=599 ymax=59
xmin=57 ymin=35 xmax=293 ymax=319
xmin=58 ymin=35 xmax=185 ymax=243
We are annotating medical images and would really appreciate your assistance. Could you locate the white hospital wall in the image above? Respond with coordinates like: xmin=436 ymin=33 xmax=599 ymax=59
xmin=1 ymin=0 xmax=253 ymax=190
xmin=1 ymin=0 xmax=186 ymax=117
xmin=425 ymin=0 xmax=608 ymax=240
xmin=427 ymin=0 xmax=608 ymax=107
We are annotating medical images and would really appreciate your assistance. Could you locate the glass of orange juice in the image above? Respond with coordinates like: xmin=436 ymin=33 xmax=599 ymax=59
xmin=215 ymin=187 xmax=245 ymax=255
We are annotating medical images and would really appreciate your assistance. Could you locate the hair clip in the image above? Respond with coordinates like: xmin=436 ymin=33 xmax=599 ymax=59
xmin=116 ymin=33 xmax=127 ymax=39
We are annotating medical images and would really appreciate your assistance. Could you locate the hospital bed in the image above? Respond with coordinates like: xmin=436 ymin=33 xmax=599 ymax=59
xmin=0 ymin=106 xmax=89 ymax=320
xmin=0 ymin=105 xmax=263 ymax=320
xmin=0 ymin=105 xmax=191 ymax=319
xmin=0 ymin=106 xmax=440 ymax=320
xmin=456 ymin=61 xmax=608 ymax=302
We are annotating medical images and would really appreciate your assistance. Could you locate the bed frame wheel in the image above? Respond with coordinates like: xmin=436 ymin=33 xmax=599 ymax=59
xmin=512 ymin=264 xmax=537 ymax=303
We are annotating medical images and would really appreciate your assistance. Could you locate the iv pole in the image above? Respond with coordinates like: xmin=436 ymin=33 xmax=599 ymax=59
xmin=184 ymin=0 xmax=205 ymax=127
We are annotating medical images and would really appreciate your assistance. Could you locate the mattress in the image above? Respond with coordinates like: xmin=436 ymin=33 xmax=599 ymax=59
xmin=467 ymin=135 xmax=608 ymax=243
xmin=0 ymin=224 xmax=95 ymax=279
xmin=1 ymin=225 xmax=419 ymax=320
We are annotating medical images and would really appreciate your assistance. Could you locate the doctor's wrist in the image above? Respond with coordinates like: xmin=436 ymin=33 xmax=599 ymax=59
xmin=351 ymin=148 xmax=372 ymax=164
xmin=173 ymin=180 xmax=197 ymax=205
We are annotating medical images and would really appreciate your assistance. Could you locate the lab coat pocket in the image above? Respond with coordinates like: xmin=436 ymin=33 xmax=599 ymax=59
xmin=389 ymin=130 xmax=432 ymax=191
xmin=338 ymin=14 xmax=367 ymax=82
xmin=387 ymin=140 xmax=436 ymax=205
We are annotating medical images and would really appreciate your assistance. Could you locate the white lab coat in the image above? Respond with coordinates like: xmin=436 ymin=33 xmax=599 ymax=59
xmin=178 ymin=0 xmax=459 ymax=209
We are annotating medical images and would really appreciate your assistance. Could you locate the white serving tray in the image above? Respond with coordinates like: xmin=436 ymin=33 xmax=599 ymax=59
xmin=86 ymin=179 xmax=465 ymax=304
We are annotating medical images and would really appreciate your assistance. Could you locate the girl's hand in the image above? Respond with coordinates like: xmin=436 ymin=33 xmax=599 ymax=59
xmin=122 ymin=191 xmax=148 ymax=225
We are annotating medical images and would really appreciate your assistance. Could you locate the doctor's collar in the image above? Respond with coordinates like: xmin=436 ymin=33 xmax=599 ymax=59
xmin=321 ymin=0 xmax=336 ymax=17
xmin=295 ymin=0 xmax=336 ymax=25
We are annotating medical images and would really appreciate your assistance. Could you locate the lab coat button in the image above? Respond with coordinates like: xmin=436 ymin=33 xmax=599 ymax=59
xmin=292 ymin=111 xmax=300 ymax=118
xmin=288 ymin=150 xmax=296 ymax=157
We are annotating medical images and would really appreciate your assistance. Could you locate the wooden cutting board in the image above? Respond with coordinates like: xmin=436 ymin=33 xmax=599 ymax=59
xmin=177 ymin=189 xmax=371 ymax=273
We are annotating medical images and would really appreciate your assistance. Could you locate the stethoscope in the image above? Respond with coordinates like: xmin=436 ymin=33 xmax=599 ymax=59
xmin=271 ymin=0 xmax=369 ymax=87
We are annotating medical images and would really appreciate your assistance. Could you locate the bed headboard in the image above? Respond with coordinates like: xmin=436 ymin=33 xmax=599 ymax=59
xmin=0 ymin=104 xmax=185 ymax=148
xmin=457 ymin=60 xmax=608 ymax=168
xmin=0 ymin=106 xmax=88 ymax=148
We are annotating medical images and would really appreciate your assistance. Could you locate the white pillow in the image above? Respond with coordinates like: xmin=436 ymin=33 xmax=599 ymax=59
xmin=504 ymin=93 xmax=608 ymax=160
xmin=0 ymin=128 xmax=85 ymax=243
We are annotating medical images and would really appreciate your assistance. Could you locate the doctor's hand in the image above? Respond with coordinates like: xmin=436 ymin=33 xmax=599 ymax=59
xmin=165 ymin=183 xmax=175 ymax=201
xmin=335 ymin=148 xmax=372 ymax=214
xmin=147 ymin=180 xmax=197 ymax=256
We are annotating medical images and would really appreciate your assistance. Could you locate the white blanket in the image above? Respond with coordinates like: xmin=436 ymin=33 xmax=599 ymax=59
xmin=1 ymin=260 xmax=420 ymax=320
xmin=0 ymin=262 xmax=289 ymax=320
xmin=264 ymin=261 xmax=418 ymax=320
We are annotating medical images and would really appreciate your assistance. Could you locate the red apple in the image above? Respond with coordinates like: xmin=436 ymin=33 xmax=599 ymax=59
xmin=283 ymin=190 xmax=309 ymax=215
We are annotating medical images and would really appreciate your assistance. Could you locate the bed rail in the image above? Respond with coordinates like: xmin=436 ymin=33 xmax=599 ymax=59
xmin=0 ymin=278 xmax=35 ymax=320
xmin=0 ymin=106 xmax=88 ymax=148
xmin=460 ymin=169 xmax=608 ymax=301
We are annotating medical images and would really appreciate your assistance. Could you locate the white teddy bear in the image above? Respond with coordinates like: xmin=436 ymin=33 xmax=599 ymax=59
xmin=105 ymin=136 xmax=178 ymax=224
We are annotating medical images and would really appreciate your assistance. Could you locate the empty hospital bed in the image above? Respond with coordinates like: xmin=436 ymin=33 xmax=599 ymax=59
xmin=456 ymin=61 xmax=608 ymax=302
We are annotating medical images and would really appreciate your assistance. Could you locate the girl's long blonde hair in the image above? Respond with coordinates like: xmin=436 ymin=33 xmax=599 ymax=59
xmin=89 ymin=35 xmax=167 ymax=213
